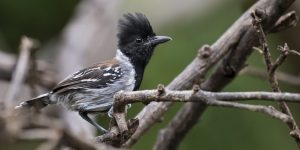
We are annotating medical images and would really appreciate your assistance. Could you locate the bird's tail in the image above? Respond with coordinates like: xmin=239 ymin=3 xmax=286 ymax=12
xmin=15 ymin=93 xmax=50 ymax=110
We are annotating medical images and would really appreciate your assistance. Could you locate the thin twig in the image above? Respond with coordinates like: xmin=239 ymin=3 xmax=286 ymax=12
xmin=17 ymin=127 xmax=118 ymax=150
xmin=27 ymin=41 xmax=40 ymax=97
xmin=252 ymin=9 xmax=300 ymax=148
xmin=269 ymin=43 xmax=289 ymax=79
xmin=0 ymin=51 xmax=57 ymax=90
xmin=270 ymin=11 xmax=298 ymax=33
xmin=289 ymin=50 xmax=300 ymax=56
xmin=2 ymin=36 xmax=39 ymax=137
xmin=240 ymin=67 xmax=300 ymax=87
xmin=204 ymin=98 xmax=290 ymax=122
xmin=4 ymin=36 xmax=38 ymax=109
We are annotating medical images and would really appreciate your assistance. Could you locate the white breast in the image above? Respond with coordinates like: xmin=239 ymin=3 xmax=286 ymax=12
xmin=115 ymin=49 xmax=136 ymax=91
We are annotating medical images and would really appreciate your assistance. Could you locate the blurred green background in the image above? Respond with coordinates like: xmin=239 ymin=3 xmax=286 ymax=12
xmin=0 ymin=0 xmax=300 ymax=150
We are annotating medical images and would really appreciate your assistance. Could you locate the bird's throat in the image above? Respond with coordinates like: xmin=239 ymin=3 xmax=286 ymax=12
xmin=116 ymin=49 xmax=146 ymax=90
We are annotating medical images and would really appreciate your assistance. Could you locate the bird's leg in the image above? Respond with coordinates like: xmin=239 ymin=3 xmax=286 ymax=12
xmin=79 ymin=111 xmax=108 ymax=134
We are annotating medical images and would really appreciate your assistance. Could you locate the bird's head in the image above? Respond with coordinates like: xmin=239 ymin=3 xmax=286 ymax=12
xmin=117 ymin=13 xmax=171 ymax=67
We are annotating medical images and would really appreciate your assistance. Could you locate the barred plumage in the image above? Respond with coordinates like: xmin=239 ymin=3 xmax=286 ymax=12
xmin=15 ymin=13 xmax=171 ymax=134
xmin=50 ymin=50 xmax=135 ymax=112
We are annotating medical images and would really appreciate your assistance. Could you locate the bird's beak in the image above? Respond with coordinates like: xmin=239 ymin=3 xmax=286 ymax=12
xmin=147 ymin=36 xmax=172 ymax=46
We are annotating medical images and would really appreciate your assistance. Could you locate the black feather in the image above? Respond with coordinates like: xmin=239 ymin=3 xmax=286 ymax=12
xmin=15 ymin=94 xmax=49 ymax=110
xmin=117 ymin=13 xmax=155 ymax=48
xmin=52 ymin=63 xmax=123 ymax=93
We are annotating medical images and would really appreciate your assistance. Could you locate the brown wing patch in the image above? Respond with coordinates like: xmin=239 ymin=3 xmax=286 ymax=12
xmin=94 ymin=58 xmax=118 ymax=68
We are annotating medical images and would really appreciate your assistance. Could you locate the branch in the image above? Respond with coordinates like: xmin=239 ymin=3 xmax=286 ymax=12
xmin=1 ymin=37 xmax=106 ymax=150
xmin=204 ymin=99 xmax=289 ymax=123
xmin=14 ymin=114 xmax=119 ymax=150
xmin=4 ymin=36 xmax=39 ymax=109
xmin=112 ymin=89 xmax=300 ymax=147
xmin=270 ymin=11 xmax=298 ymax=33
xmin=0 ymin=51 xmax=57 ymax=90
xmin=18 ymin=128 xmax=119 ymax=150
xmin=112 ymin=88 xmax=297 ymax=147
xmin=240 ymin=67 xmax=300 ymax=87
xmin=61 ymin=130 xmax=118 ymax=150
xmin=153 ymin=0 xmax=296 ymax=149
xmin=95 ymin=119 xmax=139 ymax=147
xmin=252 ymin=8 xmax=300 ymax=147
xmin=114 ymin=89 xmax=300 ymax=103
xmin=113 ymin=88 xmax=300 ymax=123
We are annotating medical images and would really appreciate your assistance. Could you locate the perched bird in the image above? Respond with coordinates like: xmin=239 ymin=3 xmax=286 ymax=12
xmin=15 ymin=13 xmax=171 ymax=134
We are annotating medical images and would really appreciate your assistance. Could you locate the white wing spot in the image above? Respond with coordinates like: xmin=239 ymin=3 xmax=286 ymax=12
xmin=72 ymin=72 xmax=85 ymax=79
xmin=103 ymin=73 xmax=111 ymax=76
xmin=81 ymin=79 xmax=99 ymax=82
xmin=103 ymin=67 xmax=112 ymax=71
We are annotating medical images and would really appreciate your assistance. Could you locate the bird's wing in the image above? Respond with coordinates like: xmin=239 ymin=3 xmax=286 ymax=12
xmin=52 ymin=59 xmax=123 ymax=93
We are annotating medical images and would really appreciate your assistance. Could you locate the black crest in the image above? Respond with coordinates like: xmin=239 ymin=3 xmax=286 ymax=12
xmin=117 ymin=13 xmax=155 ymax=47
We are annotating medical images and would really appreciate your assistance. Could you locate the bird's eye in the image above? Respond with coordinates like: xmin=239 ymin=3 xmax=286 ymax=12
xmin=135 ymin=38 xmax=143 ymax=44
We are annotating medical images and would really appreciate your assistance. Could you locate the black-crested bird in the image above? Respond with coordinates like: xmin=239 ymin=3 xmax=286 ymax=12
xmin=15 ymin=13 xmax=171 ymax=134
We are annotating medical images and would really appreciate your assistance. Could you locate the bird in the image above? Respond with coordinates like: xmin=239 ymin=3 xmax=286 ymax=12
xmin=15 ymin=13 xmax=171 ymax=134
